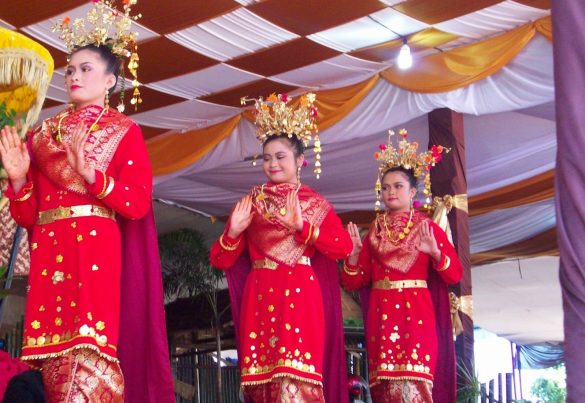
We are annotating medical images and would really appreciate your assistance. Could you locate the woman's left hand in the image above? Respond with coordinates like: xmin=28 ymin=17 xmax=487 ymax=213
xmin=416 ymin=221 xmax=441 ymax=261
xmin=276 ymin=191 xmax=303 ymax=232
xmin=65 ymin=122 xmax=96 ymax=184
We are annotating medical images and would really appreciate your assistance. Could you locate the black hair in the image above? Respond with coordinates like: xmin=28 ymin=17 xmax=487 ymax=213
xmin=382 ymin=166 xmax=417 ymax=188
xmin=263 ymin=133 xmax=306 ymax=158
xmin=71 ymin=44 xmax=121 ymax=93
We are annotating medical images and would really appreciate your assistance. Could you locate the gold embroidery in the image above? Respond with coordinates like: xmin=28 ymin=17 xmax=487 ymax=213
xmin=247 ymin=183 xmax=331 ymax=267
xmin=369 ymin=211 xmax=429 ymax=273
xmin=31 ymin=106 xmax=133 ymax=195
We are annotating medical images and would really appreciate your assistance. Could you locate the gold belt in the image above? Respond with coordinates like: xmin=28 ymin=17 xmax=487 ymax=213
xmin=372 ymin=278 xmax=427 ymax=290
xmin=37 ymin=205 xmax=115 ymax=225
xmin=252 ymin=256 xmax=311 ymax=270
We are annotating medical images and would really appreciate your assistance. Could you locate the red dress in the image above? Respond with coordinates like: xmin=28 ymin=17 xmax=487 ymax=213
xmin=210 ymin=182 xmax=352 ymax=395
xmin=341 ymin=211 xmax=462 ymax=393
xmin=5 ymin=105 xmax=152 ymax=394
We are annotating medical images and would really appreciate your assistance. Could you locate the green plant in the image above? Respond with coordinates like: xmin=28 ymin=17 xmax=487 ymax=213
xmin=159 ymin=228 xmax=227 ymax=403
xmin=0 ymin=265 xmax=8 ymax=299
xmin=159 ymin=229 xmax=219 ymax=300
xmin=0 ymin=102 xmax=17 ymax=128
xmin=531 ymin=377 xmax=566 ymax=403
xmin=456 ymin=361 xmax=503 ymax=403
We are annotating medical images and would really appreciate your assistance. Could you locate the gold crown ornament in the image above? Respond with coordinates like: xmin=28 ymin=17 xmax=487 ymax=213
xmin=374 ymin=129 xmax=449 ymax=211
xmin=51 ymin=0 xmax=142 ymax=111
xmin=241 ymin=93 xmax=323 ymax=178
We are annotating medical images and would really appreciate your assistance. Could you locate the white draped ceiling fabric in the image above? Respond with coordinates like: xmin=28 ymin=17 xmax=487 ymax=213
xmin=1 ymin=1 xmax=559 ymax=341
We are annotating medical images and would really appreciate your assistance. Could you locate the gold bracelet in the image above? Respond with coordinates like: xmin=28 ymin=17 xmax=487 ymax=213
xmin=343 ymin=262 xmax=360 ymax=276
xmin=219 ymin=234 xmax=240 ymax=251
xmin=436 ymin=255 xmax=451 ymax=272
xmin=97 ymin=176 xmax=115 ymax=199
xmin=14 ymin=183 xmax=34 ymax=202
xmin=94 ymin=171 xmax=107 ymax=198
xmin=303 ymin=223 xmax=314 ymax=245
xmin=310 ymin=226 xmax=320 ymax=245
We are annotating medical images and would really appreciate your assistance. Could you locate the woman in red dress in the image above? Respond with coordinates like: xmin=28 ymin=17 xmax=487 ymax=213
xmin=210 ymin=93 xmax=352 ymax=402
xmin=341 ymin=131 xmax=462 ymax=403
xmin=0 ymin=9 xmax=174 ymax=400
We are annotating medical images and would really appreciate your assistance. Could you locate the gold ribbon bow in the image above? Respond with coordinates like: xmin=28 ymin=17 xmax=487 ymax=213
xmin=449 ymin=292 xmax=473 ymax=340
xmin=431 ymin=194 xmax=468 ymax=245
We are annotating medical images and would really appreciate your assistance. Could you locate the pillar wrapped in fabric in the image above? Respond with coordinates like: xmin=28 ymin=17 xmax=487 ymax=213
xmin=552 ymin=1 xmax=585 ymax=401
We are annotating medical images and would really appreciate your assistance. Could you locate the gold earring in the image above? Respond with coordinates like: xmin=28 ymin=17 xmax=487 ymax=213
xmin=104 ymin=88 xmax=110 ymax=110
xmin=297 ymin=166 xmax=301 ymax=184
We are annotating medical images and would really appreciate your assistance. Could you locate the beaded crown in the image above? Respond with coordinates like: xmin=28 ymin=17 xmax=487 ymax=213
xmin=51 ymin=0 xmax=142 ymax=111
xmin=374 ymin=129 xmax=449 ymax=210
xmin=241 ymin=93 xmax=323 ymax=178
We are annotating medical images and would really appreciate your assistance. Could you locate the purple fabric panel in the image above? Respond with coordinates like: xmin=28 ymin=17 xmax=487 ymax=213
xmin=225 ymin=252 xmax=252 ymax=354
xmin=311 ymin=253 xmax=349 ymax=403
xmin=427 ymin=269 xmax=456 ymax=403
xmin=117 ymin=210 xmax=175 ymax=403
xmin=225 ymin=253 xmax=252 ymax=403
xmin=552 ymin=2 xmax=585 ymax=401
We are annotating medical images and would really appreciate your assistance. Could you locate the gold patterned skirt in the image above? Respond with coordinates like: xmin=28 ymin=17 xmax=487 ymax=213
xmin=40 ymin=348 xmax=124 ymax=403
xmin=370 ymin=379 xmax=432 ymax=403
xmin=244 ymin=376 xmax=325 ymax=403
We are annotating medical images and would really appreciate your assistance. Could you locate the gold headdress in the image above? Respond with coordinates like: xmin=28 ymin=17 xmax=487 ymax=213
xmin=51 ymin=0 xmax=142 ymax=111
xmin=241 ymin=93 xmax=323 ymax=178
xmin=374 ymin=129 xmax=449 ymax=211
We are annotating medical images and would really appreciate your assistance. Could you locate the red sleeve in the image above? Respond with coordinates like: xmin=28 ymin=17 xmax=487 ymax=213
xmin=86 ymin=124 xmax=152 ymax=220
xmin=5 ymin=175 xmax=38 ymax=229
xmin=293 ymin=209 xmax=353 ymax=260
xmin=341 ymin=232 xmax=373 ymax=291
xmin=210 ymin=219 xmax=246 ymax=271
xmin=430 ymin=222 xmax=463 ymax=285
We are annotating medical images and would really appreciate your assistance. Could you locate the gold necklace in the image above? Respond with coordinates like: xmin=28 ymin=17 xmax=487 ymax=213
xmin=383 ymin=209 xmax=414 ymax=244
xmin=55 ymin=106 xmax=107 ymax=143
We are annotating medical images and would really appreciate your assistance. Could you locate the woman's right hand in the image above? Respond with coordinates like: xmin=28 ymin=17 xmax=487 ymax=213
xmin=347 ymin=222 xmax=363 ymax=264
xmin=0 ymin=126 xmax=30 ymax=191
xmin=227 ymin=195 xmax=254 ymax=238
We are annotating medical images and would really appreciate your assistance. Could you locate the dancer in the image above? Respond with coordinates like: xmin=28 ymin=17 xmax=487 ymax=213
xmin=0 ymin=1 xmax=174 ymax=401
xmin=211 ymin=93 xmax=352 ymax=402
xmin=341 ymin=130 xmax=462 ymax=402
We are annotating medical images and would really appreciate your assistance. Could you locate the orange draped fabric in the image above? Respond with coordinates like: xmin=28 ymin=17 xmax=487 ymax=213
xmin=147 ymin=114 xmax=241 ymax=176
xmin=381 ymin=16 xmax=552 ymax=93
xmin=471 ymin=228 xmax=558 ymax=266
xmin=468 ymin=170 xmax=554 ymax=216
xmin=242 ymin=75 xmax=379 ymax=131
xmin=145 ymin=17 xmax=552 ymax=175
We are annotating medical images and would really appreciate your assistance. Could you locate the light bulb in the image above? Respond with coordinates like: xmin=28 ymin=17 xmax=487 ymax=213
xmin=397 ymin=43 xmax=413 ymax=70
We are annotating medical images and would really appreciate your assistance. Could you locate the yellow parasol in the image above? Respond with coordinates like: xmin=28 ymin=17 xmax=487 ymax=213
xmin=0 ymin=27 xmax=54 ymax=133
xmin=0 ymin=27 xmax=54 ymax=179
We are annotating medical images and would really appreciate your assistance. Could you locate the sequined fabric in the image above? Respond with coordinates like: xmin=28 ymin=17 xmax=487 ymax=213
xmin=371 ymin=380 xmax=433 ymax=403
xmin=245 ymin=377 xmax=325 ymax=403
xmin=41 ymin=348 xmax=124 ymax=403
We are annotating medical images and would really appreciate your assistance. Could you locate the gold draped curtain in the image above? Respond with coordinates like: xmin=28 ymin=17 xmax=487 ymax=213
xmin=380 ymin=16 xmax=552 ymax=93
xmin=147 ymin=17 xmax=552 ymax=176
